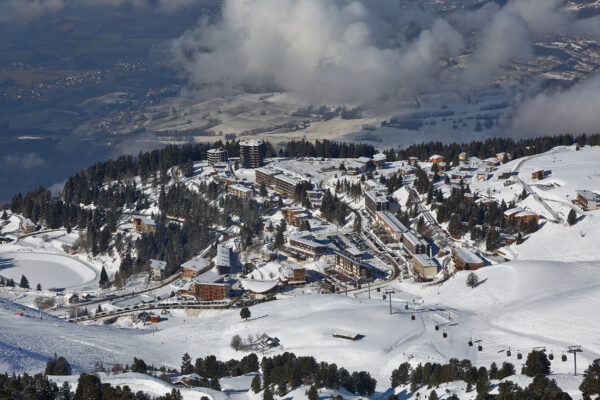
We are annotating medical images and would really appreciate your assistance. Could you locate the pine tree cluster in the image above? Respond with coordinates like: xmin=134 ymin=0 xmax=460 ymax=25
xmin=320 ymin=190 xmax=349 ymax=226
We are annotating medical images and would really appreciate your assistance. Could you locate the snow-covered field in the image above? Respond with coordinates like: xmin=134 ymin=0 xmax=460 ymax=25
xmin=134 ymin=90 xmax=507 ymax=148
xmin=471 ymin=145 xmax=600 ymax=262
xmin=1 ymin=257 xmax=599 ymax=397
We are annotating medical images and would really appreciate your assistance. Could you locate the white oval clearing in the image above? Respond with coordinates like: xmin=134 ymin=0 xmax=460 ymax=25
xmin=0 ymin=252 xmax=97 ymax=289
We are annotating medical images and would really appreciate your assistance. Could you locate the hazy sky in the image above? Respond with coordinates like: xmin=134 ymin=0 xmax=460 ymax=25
xmin=4 ymin=0 xmax=600 ymax=139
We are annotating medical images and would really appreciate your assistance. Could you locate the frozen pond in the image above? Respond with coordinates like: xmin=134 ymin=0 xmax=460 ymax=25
xmin=0 ymin=252 xmax=97 ymax=289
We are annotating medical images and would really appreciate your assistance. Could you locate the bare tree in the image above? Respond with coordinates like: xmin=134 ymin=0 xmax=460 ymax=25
xmin=35 ymin=296 xmax=56 ymax=311
xmin=34 ymin=296 xmax=56 ymax=318
xmin=230 ymin=334 xmax=243 ymax=351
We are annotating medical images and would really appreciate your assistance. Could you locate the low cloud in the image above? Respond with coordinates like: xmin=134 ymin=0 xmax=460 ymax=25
xmin=460 ymin=8 xmax=532 ymax=87
xmin=0 ymin=0 xmax=198 ymax=21
xmin=170 ymin=0 xmax=464 ymax=104
xmin=513 ymin=75 xmax=600 ymax=136
xmin=112 ymin=131 xmax=165 ymax=157
xmin=2 ymin=153 xmax=46 ymax=170
xmin=48 ymin=180 xmax=66 ymax=196
xmin=0 ymin=0 xmax=64 ymax=23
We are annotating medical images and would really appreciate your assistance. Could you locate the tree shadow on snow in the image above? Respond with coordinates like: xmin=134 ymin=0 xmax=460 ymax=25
xmin=475 ymin=278 xmax=488 ymax=287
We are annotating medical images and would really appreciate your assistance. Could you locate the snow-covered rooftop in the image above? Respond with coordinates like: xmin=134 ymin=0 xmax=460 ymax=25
xmin=240 ymin=139 xmax=263 ymax=146
xmin=181 ymin=256 xmax=210 ymax=271
xmin=229 ymin=184 xmax=252 ymax=193
xmin=413 ymin=254 xmax=438 ymax=268
xmin=149 ymin=259 xmax=167 ymax=271
xmin=243 ymin=279 xmax=279 ymax=294
xmin=575 ymin=189 xmax=600 ymax=201
xmin=376 ymin=211 xmax=409 ymax=233
xmin=274 ymin=174 xmax=301 ymax=186
xmin=193 ymin=270 xmax=223 ymax=284
xmin=289 ymin=234 xmax=325 ymax=248
xmin=133 ymin=216 xmax=156 ymax=226
xmin=452 ymin=247 xmax=483 ymax=265
xmin=365 ymin=190 xmax=387 ymax=203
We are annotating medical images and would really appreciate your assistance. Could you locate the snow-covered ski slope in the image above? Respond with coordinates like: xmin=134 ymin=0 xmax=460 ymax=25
xmin=471 ymin=145 xmax=600 ymax=261
xmin=2 ymin=260 xmax=600 ymax=386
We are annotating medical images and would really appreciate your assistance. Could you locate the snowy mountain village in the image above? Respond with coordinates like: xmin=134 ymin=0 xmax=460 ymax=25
xmin=2 ymin=136 xmax=600 ymax=399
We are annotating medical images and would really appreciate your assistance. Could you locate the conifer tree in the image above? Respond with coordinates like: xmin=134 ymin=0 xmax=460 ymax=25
xmin=579 ymin=358 xmax=600 ymax=398
xmin=251 ymin=375 xmax=262 ymax=393
xmin=522 ymin=350 xmax=551 ymax=377
xmin=260 ymin=182 xmax=268 ymax=197
xmin=240 ymin=307 xmax=251 ymax=321
xmin=19 ymin=274 xmax=29 ymax=289
xmin=58 ymin=381 xmax=73 ymax=400
xmin=466 ymin=272 xmax=479 ymax=289
xmin=274 ymin=220 xmax=286 ymax=249
xmin=181 ymin=353 xmax=194 ymax=374
xmin=567 ymin=209 xmax=576 ymax=226
xmin=263 ymin=386 xmax=274 ymax=400
xmin=307 ymin=384 xmax=318 ymax=400
xmin=74 ymin=374 xmax=102 ymax=400
xmin=99 ymin=266 xmax=110 ymax=288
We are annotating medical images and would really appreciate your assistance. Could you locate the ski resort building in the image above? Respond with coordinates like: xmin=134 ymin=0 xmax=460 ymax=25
xmin=402 ymin=232 xmax=431 ymax=256
xmin=412 ymin=254 xmax=439 ymax=280
xmin=132 ymin=216 xmax=157 ymax=234
xmin=207 ymin=147 xmax=228 ymax=167
xmin=288 ymin=234 xmax=328 ymax=260
xmin=273 ymin=174 xmax=302 ymax=198
xmin=64 ymin=293 xmax=79 ymax=304
xmin=531 ymin=169 xmax=545 ymax=180
xmin=278 ymin=264 xmax=306 ymax=285
xmin=20 ymin=218 xmax=36 ymax=233
xmin=306 ymin=190 xmax=323 ymax=208
xmin=372 ymin=153 xmax=387 ymax=169
xmin=244 ymin=279 xmax=279 ymax=296
xmin=228 ymin=184 xmax=253 ymax=200
xmin=364 ymin=191 xmax=389 ymax=214
xmin=239 ymin=139 xmax=266 ymax=168
xmin=255 ymin=167 xmax=279 ymax=187
xmin=345 ymin=161 xmax=365 ymax=175
xmin=181 ymin=257 xmax=211 ymax=278
xmin=429 ymin=155 xmax=444 ymax=164
xmin=149 ymin=259 xmax=167 ymax=281
xmin=216 ymin=243 xmax=232 ymax=275
xmin=191 ymin=271 xmax=230 ymax=301
xmin=333 ymin=251 xmax=371 ymax=280
xmin=452 ymin=248 xmax=484 ymax=270
xmin=504 ymin=208 xmax=539 ymax=223
xmin=283 ymin=207 xmax=310 ymax=227
xmin=375 ymin=211 xmax=409 ymax=240
xmin=573 ymin=190 xmax=600 ymax=211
